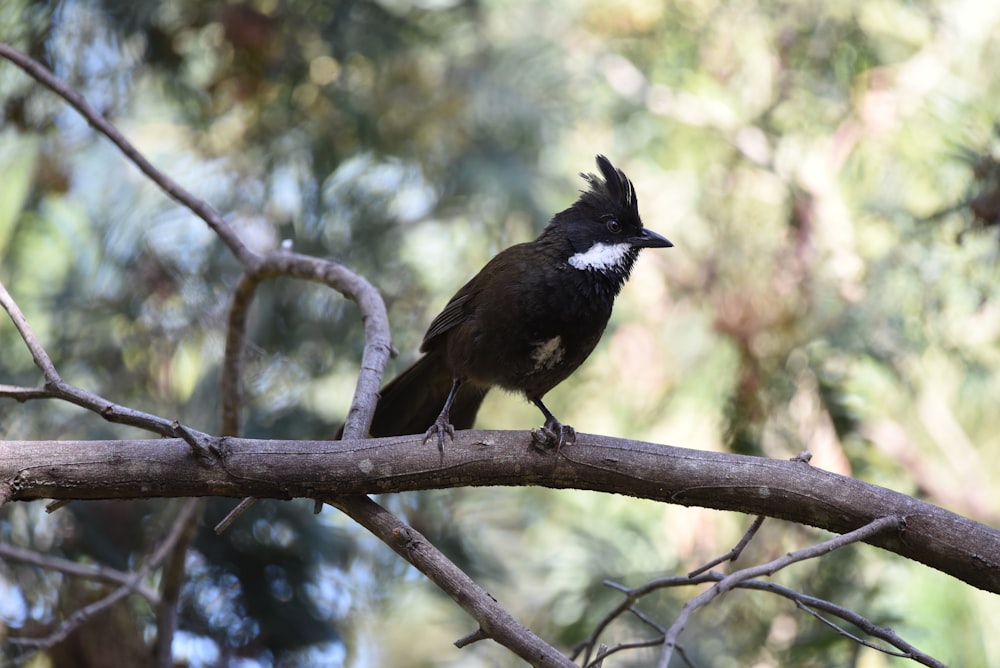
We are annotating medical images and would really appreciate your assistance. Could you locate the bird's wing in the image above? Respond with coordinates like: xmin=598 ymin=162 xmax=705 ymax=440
xmin=421 ymin=292 xmax=474 ymax=348
xmin=419 ymin=243 xmax=527 ymax=351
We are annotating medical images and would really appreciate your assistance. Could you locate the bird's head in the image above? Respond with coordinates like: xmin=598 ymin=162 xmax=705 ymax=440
xmin=544 ymin=155 xmax=672 ymax=282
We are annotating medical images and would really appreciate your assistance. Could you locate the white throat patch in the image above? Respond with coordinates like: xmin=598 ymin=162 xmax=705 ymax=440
xmin=567 ymin=242 xmax=632 ymax=272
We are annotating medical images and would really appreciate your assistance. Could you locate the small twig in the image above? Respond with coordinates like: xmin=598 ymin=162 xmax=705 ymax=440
xmin=0 ymin=384 xmax=56 ymax=402
xmin=9 ymin=581 xmax=141 ymax=654
xmin=574 ymin=578 xmax=672 ymax=665
xmin=584 ymin=635 xmax=665 ymax=668
xmin=0 ymin=279 xmax=63 ymax=385
xmin=795 ymin=600 xmax=908 ymax=657
xmin=44 ymin=499 xmax=71 ymax=513
xmin=674 ymin=645 xmax=696 ymax=668
xmin=581 ymin=606 xmax=672 ymax=668
xmin=455 ymin=628 xmax=489 ymax=648
xmin=657 ymin=515 xmax=903 ymax=668
xmin=627 ymin=604 xmax=668 ymax=636
xmin=219 ymin=271 xmax=258 ymax=437
xmin=573 ymin=584 xmax=641 ymax=663
xmin=213 ymin=496 xmax=257 ymax=535
xmin=687 ymin=515 xmax=766 ymax=577
xmin=797 ymin=600 xmax=945 ymax=667
xmin=173 ymin=421 xmax=215 ymax=462
xmin=593 ymin=644 xmax=609 ymax=668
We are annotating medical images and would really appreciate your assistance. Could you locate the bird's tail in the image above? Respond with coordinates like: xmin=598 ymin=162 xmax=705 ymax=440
xmin=343 ymin=350 xmax=488 ymax=438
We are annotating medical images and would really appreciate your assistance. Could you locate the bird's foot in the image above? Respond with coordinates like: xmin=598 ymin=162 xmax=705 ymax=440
xmin=422 ymin=413 xmax=456 ymax=453
xmin=531 ymin=419 xmax=576 ymax=453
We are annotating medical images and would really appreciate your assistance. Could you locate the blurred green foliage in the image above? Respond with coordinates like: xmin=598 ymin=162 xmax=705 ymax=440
xmin=2 ymin=0 xmax=1000 ymax=665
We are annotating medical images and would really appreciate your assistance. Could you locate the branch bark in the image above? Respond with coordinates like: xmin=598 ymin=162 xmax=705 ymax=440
xmin=4 ymin=432 xmax=999 ymax=594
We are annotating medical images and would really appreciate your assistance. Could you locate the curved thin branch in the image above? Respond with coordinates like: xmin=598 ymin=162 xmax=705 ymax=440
xmin=0 ymin=43 xmax=256 ymax=265
xmin=219 ymin=252 xmax=391 ymax=439
xmin=214 ymin=252 xmax=391 ymax=531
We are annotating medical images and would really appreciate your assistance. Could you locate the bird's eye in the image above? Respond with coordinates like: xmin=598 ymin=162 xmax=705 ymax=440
xmin=606 ymin=219 xmax=622 ymax=234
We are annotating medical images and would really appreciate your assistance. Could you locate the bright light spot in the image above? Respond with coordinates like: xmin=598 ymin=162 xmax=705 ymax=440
xmin=0 ymin=578 xmax=27 ymax=624
xmin=310 ymin=56 xmax=341 ymax=86
xmin=599 ymin=53 xmax=646 ymax=99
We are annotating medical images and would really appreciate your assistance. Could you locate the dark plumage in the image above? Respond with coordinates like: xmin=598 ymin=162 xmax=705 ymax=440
xmin=367 ymin=155 xmax=672 ymax=448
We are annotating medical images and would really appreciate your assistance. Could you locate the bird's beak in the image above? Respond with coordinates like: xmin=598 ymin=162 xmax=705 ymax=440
xmin=633 ymin=228 xmax=673 ymax=249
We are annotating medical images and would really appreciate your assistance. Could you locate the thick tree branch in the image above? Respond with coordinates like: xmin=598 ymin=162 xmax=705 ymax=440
xmin=3 ymin=433 xmax=999 ymax=594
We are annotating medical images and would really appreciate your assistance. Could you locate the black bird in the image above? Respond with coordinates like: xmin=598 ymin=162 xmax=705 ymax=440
xmin=367 ymin=155 xmax=672 ymax=448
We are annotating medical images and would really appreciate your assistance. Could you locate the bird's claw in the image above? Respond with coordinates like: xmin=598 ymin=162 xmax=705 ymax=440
xmin=531 ymin=419 xmax=576 ymax=453
xmin=422 ymin=415 xmax=455 ymax=453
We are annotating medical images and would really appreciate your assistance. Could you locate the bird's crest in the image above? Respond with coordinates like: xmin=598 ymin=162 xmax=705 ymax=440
xmin=579 ymin=154 xmax=639 ymax=220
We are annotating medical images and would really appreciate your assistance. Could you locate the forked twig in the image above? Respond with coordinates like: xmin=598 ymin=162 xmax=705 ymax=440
xmin=656 ymin=516 xmax=904 ymax=668
xmin=687 ymin=514 xmax=765 ymax=577
xmin=579 ymin=516 xmax=940 ymax=668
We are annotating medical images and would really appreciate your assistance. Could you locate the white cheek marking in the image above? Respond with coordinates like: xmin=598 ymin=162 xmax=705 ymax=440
xmin=531 ymin=336 xmax=565 ymax=371
xmin=568 ymin=242 xmax=632 ymax=271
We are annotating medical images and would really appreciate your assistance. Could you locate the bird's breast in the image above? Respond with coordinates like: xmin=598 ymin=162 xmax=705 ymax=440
xmin=449 ymin=268 xmax=613 ymax=395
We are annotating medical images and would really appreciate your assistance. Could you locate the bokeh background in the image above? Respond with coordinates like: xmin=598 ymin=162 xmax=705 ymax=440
xmin=2 ymin=0 xmax=999 ymax=665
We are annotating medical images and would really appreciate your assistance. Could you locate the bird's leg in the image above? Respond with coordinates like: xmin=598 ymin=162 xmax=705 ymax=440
xmin=530 ymin=397 xmax=576 ymax=452
xmin=423 ymin=378 xmax=461 ymax=452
